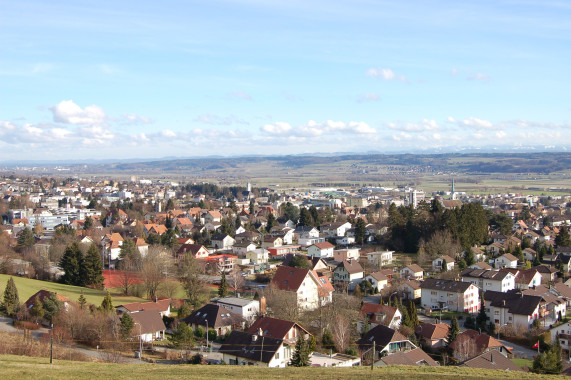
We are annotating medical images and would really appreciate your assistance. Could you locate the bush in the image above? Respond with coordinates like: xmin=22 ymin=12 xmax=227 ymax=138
xmin=14 ymin=320 xmax=41 ymax=330
xmin=207 ymin=328 xmax=216 ymax=342
xmin=255 ymin=274 xmax=271 ymax=283
xmin=190 ymin=353 xmax=203 ymax=364
xmin=345 ymin=347 xmax=358 ymax=356
xmin=194 ymin=327 xmax=205 ymax=339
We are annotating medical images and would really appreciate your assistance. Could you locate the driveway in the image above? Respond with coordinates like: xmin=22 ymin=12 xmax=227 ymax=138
xmin=498 ymin=339 xmax=538 ymax=359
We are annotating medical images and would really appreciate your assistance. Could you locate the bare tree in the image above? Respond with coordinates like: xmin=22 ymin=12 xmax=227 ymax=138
xmin=331 ymin=314 xmax=351 ymax=353
xmin=229 ymin=270 xmax=245 ymax=296
xmin=141 ymin=246 xmax=173 ymax=300
xmin=178 ymin=254 xmax=207 ymax=307
xmin=422 ymin=230 xmax=462 ymax=260
xmin=263 ymin=284 xmax=300 ymax=322
xmin=450 ymin=333 xmax=477 ymax=361
xmin=158 ymin=280 xmax=180 ymax=299
xmin=117 ymin=256 xmax=139 ymax=295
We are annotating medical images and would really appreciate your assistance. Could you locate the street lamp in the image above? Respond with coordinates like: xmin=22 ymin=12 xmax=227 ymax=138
xmin=497 ymin=323 xmax=508 ymax=340
xmin=134 ymin=322 xmax=142 ymax=360
xmin=206 ymin=319 xmax=209 ymax=352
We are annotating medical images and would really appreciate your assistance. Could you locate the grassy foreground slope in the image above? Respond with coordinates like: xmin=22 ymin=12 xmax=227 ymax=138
xmin=0 ymin=274 xmax=145 ymax=306
xmin=0 ymin=355 xmax=566 ymax=380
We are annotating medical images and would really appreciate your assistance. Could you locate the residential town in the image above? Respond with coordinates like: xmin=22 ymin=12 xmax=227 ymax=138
xmin=1 ymin=174 xmax=571 ymax=374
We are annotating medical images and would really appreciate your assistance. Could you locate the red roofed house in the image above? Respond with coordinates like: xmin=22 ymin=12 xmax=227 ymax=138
xmin=116 ymin=298 xmax=172 ymax=318
xmin=270 ymin=266 xmax=334 ymax=310
xmin=25 ymin=290 xmax=72 ymax=312
xmin=360 ymin=303 xmax=402 ymax=330
xmin=177 ymin=244 xmax=210 ymax=262
xmin=247 ymin=316 xmax=311 ymax=345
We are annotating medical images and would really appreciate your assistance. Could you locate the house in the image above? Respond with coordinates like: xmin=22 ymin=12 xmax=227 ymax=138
xmin=420 ymin=278 xmax=480 ymax=313
xmin=522 ymin=285 xmax=567 ymax=323
xmin=211 ymin=296 xmax=260 ymax=323
xmin=432 ymin=255 xmax=455 ymax=272
xmin=357 ymin=324 xmax=417 ymax=359
xmin=359 ymin=303 xmax=402 ymax=330
xmin=270 ymin=266 xmax=334 ymax=310
xmin=363 ymin=271 xmax=389 ymax=293
xmin=400 ymin=264 xmax=424 ymax=280
xmin=486 ymin=242 xmax=504 ymax=257
xmin=550 ymin=321 xmax=571 ymax=352
xmin=232 ymin=242 xmax=258 ymax=256
xmin=400 ymin=279 xmax=422 ymax=300
xmin=294 ymin=226 xmax=321 ymax=246
xmin=235 ymin=230 xmax=261 ymax=244
xmin=333 ymin=247 xmax=361 ymax=262
xmin=366 ymin=251 xmax=394 ymax=267
xmin=534 ymin=265 xmax=558 ymax=284
xmin=319 ymin=222 xmax=352 ymax=238
xmin=25 ymin=290 xmax=72 ymax=312
xmin=180 ymin=303 xmax=245 ymax=337
xmin=177 ymin=244 xmax=210 ymax=261
xmin=133 ymin=237 xmax=149 ymax=257
xmin=508 ymin=268 xmax=542 ymax=290
xmin=415 ymin=323 xmax=449 ymax=349
xmin=449 ymin=330 xmax=511 ymax=362
xmin=211 ymin=233 xmax=235 ymax=251
xmin=309 ymin=352 xmax=361 ymax=367
xmin=483 ymin=290 xmax=541 ymax=327
xmin=247 ymin=316 xmax=311 ymax=345
xmin=263 ymin=235 xmax=283 ymax=248
xmin=219 ymin=330 xmax=291 ymax=367
xmin=307 ymin=242 xmax=334 ymax=258
xmin=334 ymin=259 xmax=364 ymax=291
xmin=245 ymin=248 xmax=269 ymax=265
xmin=523 ymin=248 xmax=537 ymax=261
xmin=468 ymin=261 xmax=493 ymax=270
xmin=270 ymin=227 xmax=294 ymax=245
xmin=116 ymin=298 xmax=172 ymax=318
xmin=267 ymin=245 xmax=301 ymax=257
xmin=460 ymin=268 xmax=515 ymax=293
xmin=204 ymin=210 xmax=222 ymax=223
xmin=130 ymin=309 xmax=166 ymax=342
xmin=335 ymin=235 xmax=355 ymax=245
xmin=375 ymin=347 xmax=439 ymax=367
xmin=460 ymin=350 xmax=523 ymax=371
xmin=495 ymin=253 xmax=518 ymax=269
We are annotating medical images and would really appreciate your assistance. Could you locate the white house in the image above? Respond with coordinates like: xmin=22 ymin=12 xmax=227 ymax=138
xmin=367 ymin=251 xmax=394 ymax=267
xmin=294 ymin=226 xmax=322 ymax=246
xmin=363 ymin=271 xmax=389 ymax=293
xmin=495 ymin=253 xmax=518 ymax=269
xmin=220 ymin=331 xmax=291 ymax=367
xmin=270 ymin=266 xmax=334 ymax=310
xmin=319 ymin=222 xmax=352 ymax=238
xmin=333 ymin=248 xmax=361 ymax=262
xmin=232 ymin=242 xmax=258 ymax=256
xmin=211 ymin=296 xmax=260 ymax=323
xmin=307 ymin=242 xmax=335 ymax=258
xmin=432 ymin=255 xmax=455 ymax=272
xmin=245 ymin=248 xmax=269 ymax=265
xmin=484 ymin=290 xmax=541 ymax=327
xmin=400 ymin=264 xmax=424 ymax=280
xmin=420 ymin=278 xmax=480 ymax=313
xmin=460 ymin=269 xmax=515 ymax=293
xmin=360 ymin=303 xmax=402 ymax=330
xmin=211 ymin=233 xmax=235 ymax=251
xmin=551 ymin=321 xmax=571 ymax=352
xmin=334 ymin=259 xmax=364 ymax=291
xmin=130 ymin=310 xmax=166 ymax=342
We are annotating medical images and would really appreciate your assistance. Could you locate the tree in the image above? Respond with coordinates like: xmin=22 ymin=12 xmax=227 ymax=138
xmin=59 ymin=242 xmax=84 ymax=286
xmin=266 ymin=213 xmax=277 ymax=231
xmin=408 ymin=301 xmax=419 ymax=327
xmin=2 ymin=277 xmax=20 ymax=317
xmin=78 ymin=291 xmax=87 ymax=310
xmin=299 ymin=208 xmax=313 ymax=227
xmin=171 ymin=322 xmax=195 ymax=350
xmin=141 ymin=246 xmax=172 ymax=300
xmin=101 ymin=290 xmax=114 ymax=312
xmin=83 ymin=244 xmax=104 ymax=288
xmin=289 ymin=335 xmax=310 ymax=367
xmin=218 ymin=271 xmax=229 ymax=297
xmin=354 ymin=218 xmax=366 ymax=245
xmin=42 ymin=292 xmax=62 ymax=323
xmin=30 ymin=295 xmax=45 ymax=323
xmin=282 ymin=202 xmax=300 ymax=224
xmin=119 ymin=313 xmax=134 ymax=340
xmin=476 ymin=298 xmax=488 ymax=331
xmin=555 ymin=226 xmax=571 ymax=247
xmin=533 ymin=341 xmax=562 ymax=374
xmin=321 ymin=328 xmax=335 ymax=350
xmin=353 ymin=284 xmax=362 ymax=298
xmin=447 ymin=317 xmax=460 ymax=347
xmin=288 ymin=255 xmax=311 ymax=269
xmin=331 ymin=314 xmax=351 ymax=353
xmin=83 ymin=216 xmax=93 ymax=230
xmin=178 ymin=254 xmax=206 ymax=307
xmin=17 ymin=228 xmax=35 ymax=250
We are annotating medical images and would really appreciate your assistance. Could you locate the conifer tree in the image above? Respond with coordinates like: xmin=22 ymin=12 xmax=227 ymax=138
xmin=59 ymin=242 xmax=84 ymax=286
xmin=101 ymin=290 xmax=114 ymax=312
xmin=290 ymin=335 xmax=310 ymax=366
xmin=30 ymin=295 xmax=45 ymax=323
xmin=408 ymin=301 xmax=419 ymax=327
xmin=78 ymin=291 xmax=87 ymax=310
xmin=447 ymin=317 xmax=460 ymax=346
xmin=2 ymin=277 xmax=20 ymax=317
xmin=218 ymin=271 xmax=228 ymax=297
xmin=120 ymin=313 xmax=134 ymax=340
xmin=83 ymin=243 xmax=104 ymax=288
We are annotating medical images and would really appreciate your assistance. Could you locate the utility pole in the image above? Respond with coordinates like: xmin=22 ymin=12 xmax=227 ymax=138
xmin=50 ymin=323 xmax=53 ymax=364
xmin=371 ymin=341 xmax=375 ymax=370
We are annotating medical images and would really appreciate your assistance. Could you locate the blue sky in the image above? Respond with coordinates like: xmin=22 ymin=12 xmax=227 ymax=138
xmin=1 ymin=0 xmax=570 ymax=160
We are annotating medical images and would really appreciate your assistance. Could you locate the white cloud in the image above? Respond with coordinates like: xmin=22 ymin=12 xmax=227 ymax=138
xmin=261 ymin=122 xmax=292 ymax=135
xmin=451 ymin=68 xmax=458 ymax=76
xmin=458 ymin=117 xmax=495 ymax=130
xmin=366 ymin=67 xmax=407 ymax=82
xmin=357 ymin=93 xmax=380 ymax=103
xmin=122 ymin=114 xmax=152 ymax=124
xmin=50 ymin=100 xmax=106 ymax=125
xmin=468 ymin=73 xmax=491 ymax=81
xmin=387 ymin=119 xmax=439 ymax=133
xmin=231 ymin=91 xmax=253 ymax=100
xmin=261 ymin=120 xmax=376 ymax=137
xmin=194 ymin=113 xmax=248 ymax=126
xmin=495 ymin=131 xmax=507 ymax=139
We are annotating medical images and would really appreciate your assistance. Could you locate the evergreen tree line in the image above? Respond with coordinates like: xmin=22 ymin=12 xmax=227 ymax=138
xmin=59 ymin=242 xmax=104 ymax=288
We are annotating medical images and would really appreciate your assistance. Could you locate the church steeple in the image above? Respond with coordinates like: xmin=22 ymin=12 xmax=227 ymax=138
xmin=451 ymin=179 xmax=456 ymax=200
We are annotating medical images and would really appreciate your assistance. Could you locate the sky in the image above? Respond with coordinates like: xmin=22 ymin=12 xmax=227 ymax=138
xmin=0 ymin=0 xmax=570 ymax=161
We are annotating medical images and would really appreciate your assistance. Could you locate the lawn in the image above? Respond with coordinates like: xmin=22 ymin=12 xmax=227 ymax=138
xmin=511 ymin=358 xmax=533 ymax=369
xmin=0 ymin=354 xmax=566 ymax=380
xmin=0 ymin=274 xmax=146 ymax=307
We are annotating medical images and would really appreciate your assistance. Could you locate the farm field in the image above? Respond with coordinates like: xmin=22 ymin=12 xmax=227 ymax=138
xmin=0 ymin=354 xmax=565 ymax=380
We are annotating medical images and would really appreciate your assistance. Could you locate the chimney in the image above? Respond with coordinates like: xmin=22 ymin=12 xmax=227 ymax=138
xmin=502 ymin=300 xmax=506 ymax=306
xmin=258 ymin=328 xmax=263 ymax=336
xmin=259 ymin=296 xmax=266 ymax=315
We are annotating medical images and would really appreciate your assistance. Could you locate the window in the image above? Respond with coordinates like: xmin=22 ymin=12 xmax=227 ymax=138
xmin=431 ymin=291 xmax=437 ymax=295
xmin=494 ymin=311 xmax=499 ymax=315
xmin=275 ymin=352 xmax=279 ymax=359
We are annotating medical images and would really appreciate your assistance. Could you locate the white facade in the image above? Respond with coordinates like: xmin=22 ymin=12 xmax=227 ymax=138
xmin=367 ymin=251 xmax=394 ymax=267
xmin=307 ymin=244 xmax=334 ymax=258
xmin=495 ymin=255 xmax=518 ymax=269
xmin=212 ymin=297 xmax=260 ymax=322
xmin=461 ymin=271 xmax=515 ymax=293
xmin=421 ymin=283 xmax=480 ymax=313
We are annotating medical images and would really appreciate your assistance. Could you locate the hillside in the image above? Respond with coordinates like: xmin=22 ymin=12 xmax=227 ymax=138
xmin=0 ymin=354 xmax=566 ymax=380
xmin=0 ymin=274 xmax=145 ymax=306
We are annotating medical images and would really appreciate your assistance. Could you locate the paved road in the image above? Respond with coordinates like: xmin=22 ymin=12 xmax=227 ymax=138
xmin=498 ymin=339 xmax=537 ymax=359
